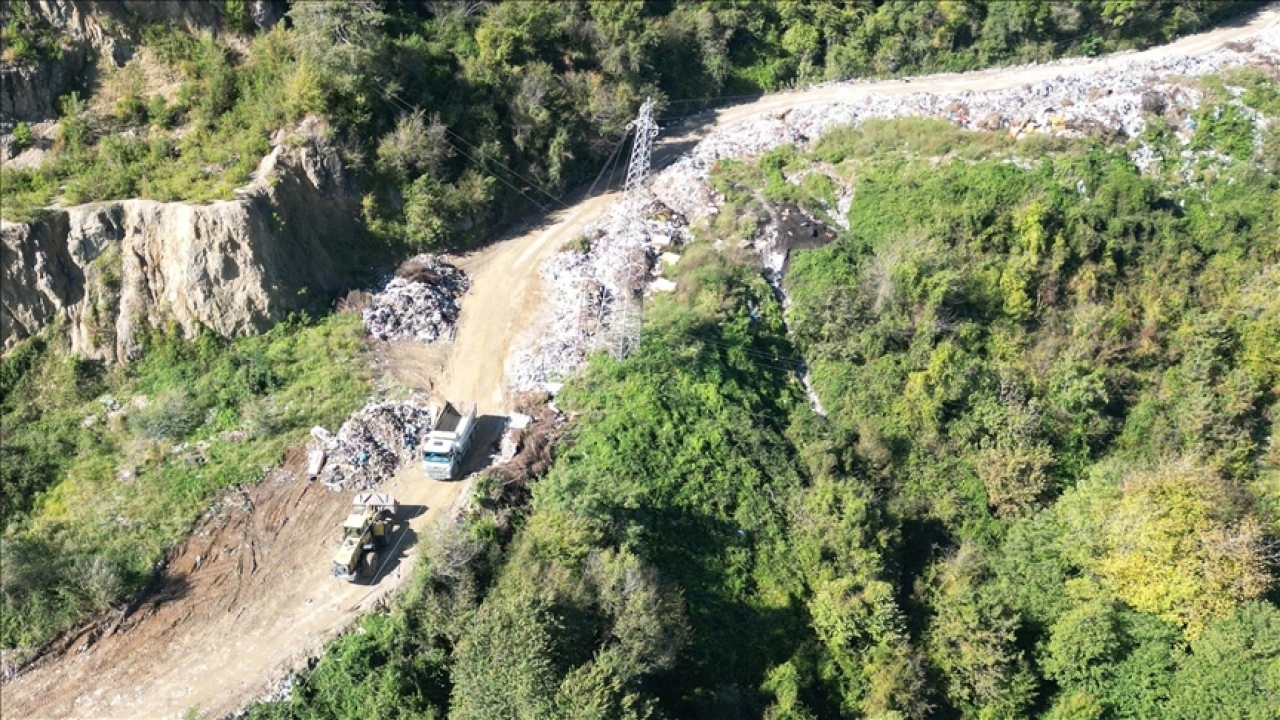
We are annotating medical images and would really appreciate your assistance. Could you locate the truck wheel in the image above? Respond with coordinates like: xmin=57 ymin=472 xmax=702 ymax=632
xmin=360 ymin=550 xmax=379 ymax=580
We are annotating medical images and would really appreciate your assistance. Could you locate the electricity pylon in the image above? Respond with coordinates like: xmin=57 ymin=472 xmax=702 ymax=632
xmin=623 ymin=97 xmax=659 ymax=194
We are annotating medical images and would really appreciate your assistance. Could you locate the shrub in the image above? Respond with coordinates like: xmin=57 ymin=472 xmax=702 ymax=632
xmin=11 ymin=121 xmax=35 ymax=151
xmin=1190 ymin=103 xmax=1256 ymax=160
xmin=131 ymin=388 xmax=204 ymax=441
xmin=376 ymin=109 xmax=452 ymax=182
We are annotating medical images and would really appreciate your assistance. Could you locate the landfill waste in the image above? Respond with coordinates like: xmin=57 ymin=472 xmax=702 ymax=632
xmin=309 ymin=401 xmax=435 ymax=490
xmin=508 ymin=33 xmax=1279 ymax=394
xmin=362 ymin=255 xmax=470 ymax=342
xmin=652 ymin=35 xmax=1280 ymax=225
xmin=507 ymin=194 xmax=688 ymax=391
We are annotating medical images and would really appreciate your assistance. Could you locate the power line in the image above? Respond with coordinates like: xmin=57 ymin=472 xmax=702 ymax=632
xmin=382 ymin=88 xmax=566 ymax=211
xmin=683 ymin=335 xmax=803 ymax=375
xmin=386 ymin=88 xmax=662 ymax=210
xmin=606 ymin=136 xmax=625 ymax=192
xmin=585 ymin=127 xmax=631 ymax=199
xmin=439 ymin=135 xmax=555 ymax=214
xmin=377 ymin=88 xmax=559 ymax=214
xmin=444 ymin=127 xmax=569 ymax=209
xmin=661 ymin=91 xmax=769 ymax=107
xmin=570 ymin=371 xmax=804 ymax=431
xmin=698 ymin=334 xmax=798 ymax=366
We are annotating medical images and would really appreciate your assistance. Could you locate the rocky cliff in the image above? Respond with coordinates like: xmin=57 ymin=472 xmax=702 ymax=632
xmin=2 ymin=0 xmax=283 ymax=123
xmin=1 ymin=118 xmax=360 ymax=362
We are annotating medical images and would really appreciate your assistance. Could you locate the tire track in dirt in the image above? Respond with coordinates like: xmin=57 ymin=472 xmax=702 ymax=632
xmin=2 ymin=9 xmax=1275 ymax=718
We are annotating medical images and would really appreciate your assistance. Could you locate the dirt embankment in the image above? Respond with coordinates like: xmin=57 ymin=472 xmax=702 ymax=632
xmin=1 ymin=7 xmax=1277 ymax=719
xmin=0 ymin=187 xmax=596 ymax=719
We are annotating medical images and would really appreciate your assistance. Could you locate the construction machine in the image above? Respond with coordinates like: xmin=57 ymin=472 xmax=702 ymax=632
xmin=331 ymin=492 xmax=398 ymax=582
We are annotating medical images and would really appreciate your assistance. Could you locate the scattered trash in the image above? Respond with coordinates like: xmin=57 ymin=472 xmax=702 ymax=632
xmin=510 ymin=34 xmax=1279 ymax=395
xmin=507 ymin=194 xmax=688 ymax=391
xmin=305 ymin=447 xmax=326 ymax=481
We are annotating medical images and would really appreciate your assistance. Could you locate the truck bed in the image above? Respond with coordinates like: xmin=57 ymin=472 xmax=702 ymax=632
xmin=435 ymin=405 xmax=463 ymax=432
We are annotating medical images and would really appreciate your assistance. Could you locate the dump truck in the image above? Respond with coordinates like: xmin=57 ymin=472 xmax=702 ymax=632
xmin=421 ymin=401 xmax=476 ymax=480
xmin=331 ymin=492 xmax=398 ymax=582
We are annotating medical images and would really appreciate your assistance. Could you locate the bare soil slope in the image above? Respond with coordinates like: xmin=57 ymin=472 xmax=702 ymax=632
xmin=3 ymin=8 xmax=1276 ymax=718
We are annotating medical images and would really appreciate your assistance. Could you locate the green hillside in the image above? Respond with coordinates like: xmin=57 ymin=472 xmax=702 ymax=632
xmin=249 ymin=102 xmax=1279 ymax=718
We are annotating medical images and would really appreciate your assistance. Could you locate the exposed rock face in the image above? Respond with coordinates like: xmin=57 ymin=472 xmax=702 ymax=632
xmin=2 ymin=0 xmax=225 ymax=122
xmin=26 ymin=0 xmax=223 ymax=47
xmin=249 ymin=0 xmax=285 ymax=31
xmin=0 ymin=46 xmax=89 ymax=122
xmin=1 ymin=119 xmax=360 ymax=362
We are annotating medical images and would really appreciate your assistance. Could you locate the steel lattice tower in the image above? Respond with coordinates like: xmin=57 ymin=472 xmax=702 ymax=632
xmin=623 ymin=97 xmax=659 ymax=194
xmin=597 ymin=98 xmax=661 ymax=359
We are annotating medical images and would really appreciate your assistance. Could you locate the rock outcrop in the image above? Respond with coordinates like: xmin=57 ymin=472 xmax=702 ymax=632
xmin=0 ymin=46 xmax=89 ymax=122
xmin=1 ymin=118 xmax=359 ymax=362
xmin=24 ymin=0 xmax=224 ymax=51
xmin=1 ymin=0 xmax=235 ymax=123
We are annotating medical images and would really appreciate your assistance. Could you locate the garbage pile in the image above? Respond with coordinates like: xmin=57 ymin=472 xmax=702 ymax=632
xmin=507 ymin=195 xmax=686 ymax=392
xmin=508 ymin=29 xmax=1280 ymax=395
xmin=310 ymin=400 xmax=435 ymax=490
xmin=653 ymin=33 xmax=1279 ymax=222
xmin=362 ymin=255 xmax=470 ymax=342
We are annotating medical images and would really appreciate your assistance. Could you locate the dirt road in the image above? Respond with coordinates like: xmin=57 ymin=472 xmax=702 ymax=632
xmin=3 ymin=8 xmax=1276 ymax=718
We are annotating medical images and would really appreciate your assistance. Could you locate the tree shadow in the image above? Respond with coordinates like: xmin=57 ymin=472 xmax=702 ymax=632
xmin=652 ymin=109 xmax=723 ymax=172
xmin=142 ymin=571 xmax=194 ymax=608
xmin=1211 ymin=2 xmax=1272 ymax=29
xmin=610 ymin=502 xmax=807 ymax=718
xmin=893 ymin=516 xmax=953 ymax=638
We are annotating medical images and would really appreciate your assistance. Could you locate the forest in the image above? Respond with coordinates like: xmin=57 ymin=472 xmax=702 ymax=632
xmin=1 ymin=1 xmax=1276 ymax=716
xmin=7 ymin=0 xmax=1259 ymax=650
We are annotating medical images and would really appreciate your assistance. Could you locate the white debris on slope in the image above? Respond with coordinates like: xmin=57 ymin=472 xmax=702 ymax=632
xmin=507 ymin=195 xmax=688 ymax=392
xmin=509 ymin=33 xmax=1280 ymax=394
xmin=362 ymin=255 xmax=470 ymax=342
xmin=661 ymin=43 xmax=1279 ymax=221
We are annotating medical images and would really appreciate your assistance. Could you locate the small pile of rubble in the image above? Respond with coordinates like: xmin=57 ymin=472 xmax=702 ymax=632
xmin=310 ymin=400 xmax=435 ymax=490
xmin=362 ymin=255 xmax=470 ymax=342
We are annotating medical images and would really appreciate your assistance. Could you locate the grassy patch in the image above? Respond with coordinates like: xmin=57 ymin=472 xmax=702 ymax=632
xmin=0 ymin=26 xmax=298 ymax=221
xmin=0 ymin=312 xmax=370 ymax=649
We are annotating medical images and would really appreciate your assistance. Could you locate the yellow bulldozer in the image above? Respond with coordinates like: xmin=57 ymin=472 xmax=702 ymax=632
xmin=331 ymin=492 xmax=398 ymax=583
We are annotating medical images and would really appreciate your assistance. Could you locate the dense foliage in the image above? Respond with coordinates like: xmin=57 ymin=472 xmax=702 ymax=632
xmin=2 ymin=0 xmax=1258 ymax=237
xmin=779 ymin=116 xmax=1279 ymax=717
xmin=0 ymin=314 xmax=370 ymax=649
xmin=251 ymin=97 xmax=1278 ymax=717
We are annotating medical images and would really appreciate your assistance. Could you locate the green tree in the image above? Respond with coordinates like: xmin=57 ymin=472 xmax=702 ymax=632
xmin=287 ymin=0 xmax=387 ymax=106
xmin=1167 ymin=603 xmax=1280 ymax=719
xmin=1088 ymin=463 xmax=1271 ymax=635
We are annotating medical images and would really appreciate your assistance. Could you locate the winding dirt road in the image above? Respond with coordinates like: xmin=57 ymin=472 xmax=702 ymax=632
xmin=3 ymin=8 xmax=1277 ymax=719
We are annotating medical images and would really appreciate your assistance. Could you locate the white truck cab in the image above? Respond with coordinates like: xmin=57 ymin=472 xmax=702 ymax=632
xmin=422 ymin=401 xmax=476 ymax=480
